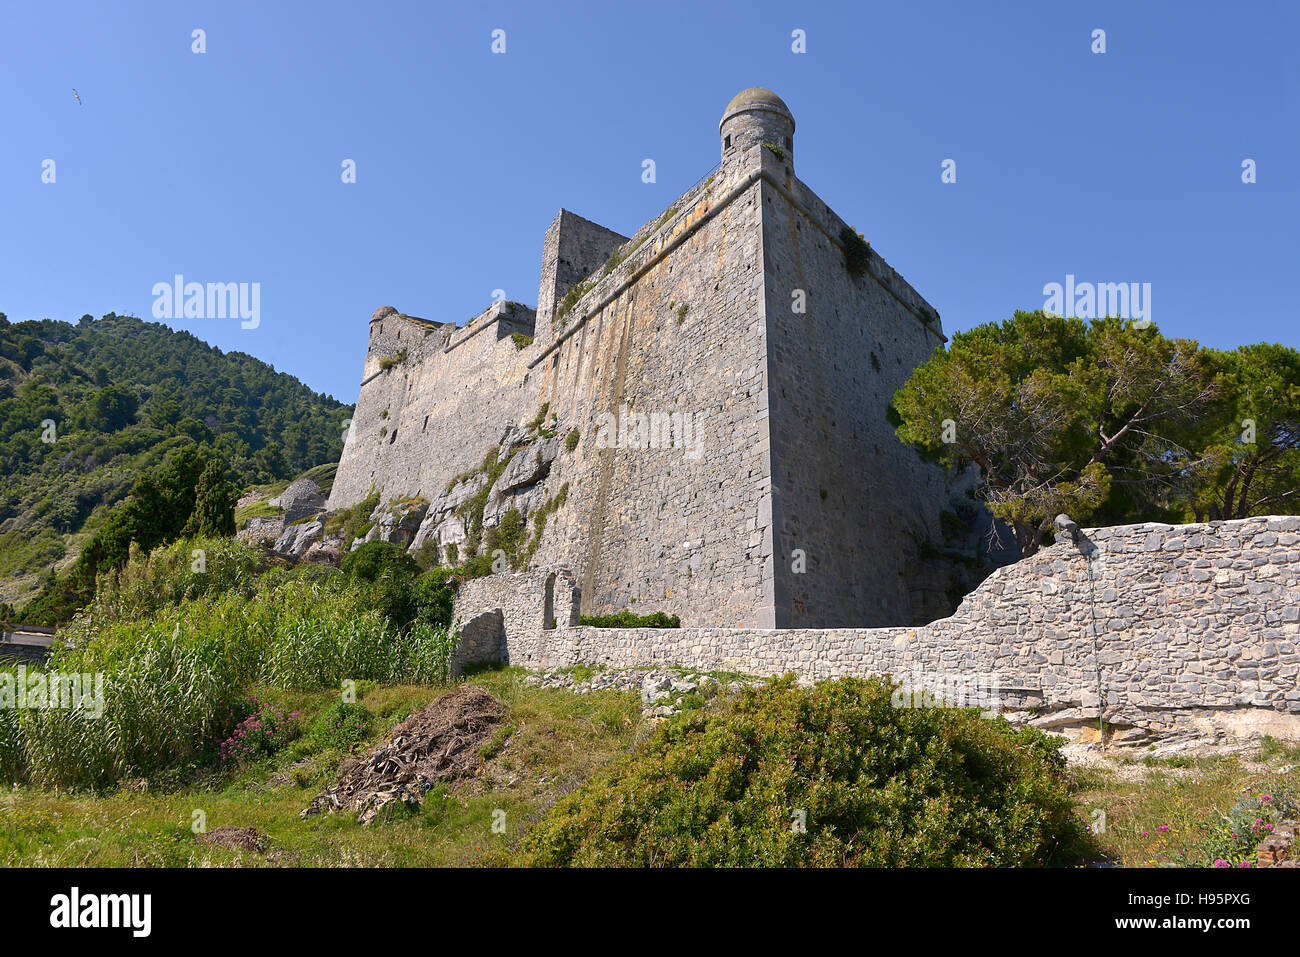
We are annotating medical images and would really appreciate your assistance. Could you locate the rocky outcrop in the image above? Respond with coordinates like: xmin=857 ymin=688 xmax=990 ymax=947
xmin=363 ymin=500 xmax=429 ymax=549
xmin=275 ymin=518 xmax=325 ymax=560
xmin=238 ymin=515 xmax=286 ymax=544
xmin=270 ymin=478 xmax=326 ymax=524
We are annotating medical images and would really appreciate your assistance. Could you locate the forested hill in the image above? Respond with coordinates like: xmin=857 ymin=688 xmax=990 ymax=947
xmin=0 ymin=311 xmax=351 ymax=595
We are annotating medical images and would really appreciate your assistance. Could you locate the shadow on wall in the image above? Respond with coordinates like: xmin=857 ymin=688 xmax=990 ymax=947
xmin=450 ymin=568 xmax=582 ymax=675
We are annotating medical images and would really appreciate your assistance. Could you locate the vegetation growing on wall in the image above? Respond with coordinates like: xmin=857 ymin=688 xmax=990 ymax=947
xmin=523 ymin=482 xmax=569 ymax=567
xmin=324 ymin=489 xmax=379 ymax=546
xmin=457 ymin=447 xmax=517 ymax=558
xmin=484 ymin=508 xmax=526 ymax=569
xmin=578 ymin=609 xmax=680 ymax=628
xmin=840 ymin=226 xmax=872 ymax=277
xmin=555 ymin=279 xmax=593 ymax=326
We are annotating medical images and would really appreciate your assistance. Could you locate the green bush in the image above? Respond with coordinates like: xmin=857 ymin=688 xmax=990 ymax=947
xmin=579 ymin=610 xmax=680 ymax=628
xmin=520 ymin=675 xmax=1087 ymax=867
xmin=485 ymin=508 xmax=526 ymax=569
xmin=310 ymin=701 xmax=372 ymax=751
xmin=342 ymin=539 xmax=420 ymax=582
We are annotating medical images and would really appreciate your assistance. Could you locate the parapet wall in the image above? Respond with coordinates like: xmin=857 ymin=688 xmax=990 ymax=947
xmin=453 ymin=516 xmax=1300 ymax=739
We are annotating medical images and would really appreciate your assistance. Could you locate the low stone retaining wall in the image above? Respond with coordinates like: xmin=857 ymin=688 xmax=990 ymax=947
xmin=453 ymin=517 xmax=1300 ymax=741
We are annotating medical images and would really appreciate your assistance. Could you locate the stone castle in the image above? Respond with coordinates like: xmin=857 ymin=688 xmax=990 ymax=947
xmin=329 ymin=88 xmax=1007 ymax=629
xmin=315 ymin=88 xmax=1300 ymax=745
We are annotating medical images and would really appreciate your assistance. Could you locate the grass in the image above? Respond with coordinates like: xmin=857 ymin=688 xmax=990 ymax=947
xmin=0 ymin=668 xmax=641 ymax=867
xmin=1069 ymin=740 xmax=1300 ymax=867
xmin=3 ymin=663 xmax=1295 ymax=867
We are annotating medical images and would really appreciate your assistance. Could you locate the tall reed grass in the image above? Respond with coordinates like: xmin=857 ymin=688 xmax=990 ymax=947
xmin=0 ymin=538 xmax=458 ymax=789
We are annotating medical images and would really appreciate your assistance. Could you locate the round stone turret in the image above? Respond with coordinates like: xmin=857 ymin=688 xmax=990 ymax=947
xmin=720 ymin=87 xmax=794 ymax=167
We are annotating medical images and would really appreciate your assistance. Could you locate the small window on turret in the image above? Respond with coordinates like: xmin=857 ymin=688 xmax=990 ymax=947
xmin=724 ymin=135 xmax=731 ymax=149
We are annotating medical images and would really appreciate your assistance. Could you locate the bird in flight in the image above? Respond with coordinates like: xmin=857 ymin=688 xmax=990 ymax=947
xmin=72 ymin=88 xmax=82 ymax=105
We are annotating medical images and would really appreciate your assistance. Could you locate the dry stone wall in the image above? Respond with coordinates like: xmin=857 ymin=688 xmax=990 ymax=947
xmin=453 ymin=517 xmax=1300 ymax=740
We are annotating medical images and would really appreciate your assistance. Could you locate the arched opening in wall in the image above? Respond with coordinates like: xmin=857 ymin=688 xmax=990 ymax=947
xmin=543 ymin=573 xmax=557 ymax=630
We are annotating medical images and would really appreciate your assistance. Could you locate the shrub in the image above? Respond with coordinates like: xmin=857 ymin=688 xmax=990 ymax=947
xmin=324 ymin=489 xmax=379 ymax=545
xmin=579 ymin=610 xmax=680 ymax=628
xmin=521 ymin=675 xmax=1087 ymax=867
xmin=342 ymin=540 xmax=421 ymax=583
xmin=485 ymin=508 xmax=526 ymax=569
xmin=411 ymin=566 xmax=457 ymax=630
xmin=1192 ymin=781 xmax=1300 ymax=867
xmin=310 ymin=701 xmax=372 ymax=752
xmin=221 ymin=697 xmax=301 ymax=764
xmin=840 ymin=226 xmax=872 ymax=277
xmin=565 ymin=429 xmax=580 ymax=453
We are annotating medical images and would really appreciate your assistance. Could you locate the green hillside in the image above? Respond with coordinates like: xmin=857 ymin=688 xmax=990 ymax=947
xmin=0 ymin=311 xmax=351 ymax=606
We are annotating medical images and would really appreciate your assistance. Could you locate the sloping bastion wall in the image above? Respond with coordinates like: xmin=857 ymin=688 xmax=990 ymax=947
xmin=453 ymin=516 xmax=1300 ymax=742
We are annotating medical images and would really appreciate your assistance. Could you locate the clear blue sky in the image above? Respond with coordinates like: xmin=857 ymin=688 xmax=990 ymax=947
xmin=2 ymin=0 xmax=1295 ymax=403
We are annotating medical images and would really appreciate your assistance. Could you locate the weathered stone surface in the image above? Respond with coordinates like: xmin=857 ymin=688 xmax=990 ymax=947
xmin=326 ymin=90 xmax=980 ymax=629
xmin=363 ymin=500 xmax=429 ymax=548
xmin=274 ymin=519 xmax=325 ymax=559
xmin=237 ymin=515 xmax=285 ymax=544
xmin=453 ymin=517 xmax=1300 ymax=743
xmin=270 ymin=478 xmax=326 ymax=523
xmin=493 ymin=438 xmax=557 ymax=496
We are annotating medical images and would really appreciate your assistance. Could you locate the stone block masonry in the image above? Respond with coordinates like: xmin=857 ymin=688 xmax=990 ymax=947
xmin=329 ymin=88 xmax=985 ymax=628
xmin=453 ymin=517 xmax=1300 ymax=741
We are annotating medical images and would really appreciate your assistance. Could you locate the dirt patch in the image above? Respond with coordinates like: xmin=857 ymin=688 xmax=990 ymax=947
xmin=303 ymin=686 xmax=506 ymax=825
xmin=195 ymin=825 xmax=268 ymax=854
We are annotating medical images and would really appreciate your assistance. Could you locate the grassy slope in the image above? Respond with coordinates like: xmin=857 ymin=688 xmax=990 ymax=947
xmin=2 ymin=666 xmax=1296 ymax=868
xmin=0 ymin=668 xmax=642 ymax=867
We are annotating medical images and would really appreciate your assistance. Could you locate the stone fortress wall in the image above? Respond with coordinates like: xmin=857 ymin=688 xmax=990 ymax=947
xmin=324 ymin=87 xmax=1300 ymax=742
xmin=453 ymin=516 xmax=1300 ymax=741
xmin=328 ymin=88 xmax=976 ymax=629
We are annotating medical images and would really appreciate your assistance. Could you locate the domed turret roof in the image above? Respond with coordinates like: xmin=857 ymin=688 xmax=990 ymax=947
xmin=720 ymin=88 xmax=794 ymax=131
